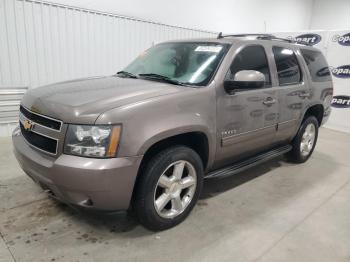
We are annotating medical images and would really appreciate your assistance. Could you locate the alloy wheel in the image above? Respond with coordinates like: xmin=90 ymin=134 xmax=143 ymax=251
xmin=153 ymin=160 xmax=197 ymax=219
xmin=300 ymin=123 xmax=316 ymax=157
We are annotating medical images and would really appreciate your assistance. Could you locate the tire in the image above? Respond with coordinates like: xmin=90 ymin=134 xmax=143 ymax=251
xmin=288 ymin=116 xmax=319 ymax=163
xmin=133 ymin=146 xmax=204 ymax=231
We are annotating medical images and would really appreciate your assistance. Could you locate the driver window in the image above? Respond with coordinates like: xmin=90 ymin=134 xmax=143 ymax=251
xmin=226 ymin=45 xmax=271 ymax=87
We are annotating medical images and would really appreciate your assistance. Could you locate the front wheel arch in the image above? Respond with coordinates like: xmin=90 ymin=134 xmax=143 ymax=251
xmin=133 ymin=145 xmax=204 ymax=231
xmin=138 ymin=131 xmax=211 ymax=171
xmin=129 ymin=132 xmax=209 ymax=211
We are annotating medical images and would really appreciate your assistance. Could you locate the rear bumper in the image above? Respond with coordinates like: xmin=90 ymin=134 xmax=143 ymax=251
xmin=321 ymin=106 xmax=332 ymax=126
xmin=12 ymin=126 xmax=142 ymax=211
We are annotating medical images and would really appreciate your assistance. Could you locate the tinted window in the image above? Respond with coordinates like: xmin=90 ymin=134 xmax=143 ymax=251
xmin=300 ymin=49 xmax=331 ymax=82
xmin=273 ymin=46 xmax=302 ymax=85
xmin=226 ymin=45 xmax=271 ymax=87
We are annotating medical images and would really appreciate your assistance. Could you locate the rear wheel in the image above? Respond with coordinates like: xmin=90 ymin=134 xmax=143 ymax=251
xmin=288 ymin=116 xmax=319 ymax=163
xmin=133 ymin=146 xmax=203 ymax=231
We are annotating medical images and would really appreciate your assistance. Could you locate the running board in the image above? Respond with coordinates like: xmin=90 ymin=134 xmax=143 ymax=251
xmin=205 ymin=145 xmax=292 ymax=179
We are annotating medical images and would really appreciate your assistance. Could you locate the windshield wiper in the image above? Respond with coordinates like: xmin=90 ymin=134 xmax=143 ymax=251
xmin=116 ymin=71 xmax=138 ymax=78
xmin=138 ymin=73 xmax=185 ymax=86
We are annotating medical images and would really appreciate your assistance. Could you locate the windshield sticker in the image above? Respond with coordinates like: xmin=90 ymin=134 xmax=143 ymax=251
xmin=195 ymin=46 xmax=223 ymax=53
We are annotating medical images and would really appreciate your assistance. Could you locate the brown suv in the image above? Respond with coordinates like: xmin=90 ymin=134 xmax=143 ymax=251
xmin=12 ymin=34 xmax=333 ymax=230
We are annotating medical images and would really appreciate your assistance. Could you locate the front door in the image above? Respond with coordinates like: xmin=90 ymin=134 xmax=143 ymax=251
xmin=214 ymin=45 xmax=279 ymax=169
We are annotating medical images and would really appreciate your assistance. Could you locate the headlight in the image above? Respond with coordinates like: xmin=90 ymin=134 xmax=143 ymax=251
xmin=64 ymin=125 xmax=121 ymax=158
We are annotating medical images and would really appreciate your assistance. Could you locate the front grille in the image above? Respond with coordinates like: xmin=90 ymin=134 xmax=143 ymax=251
xmin=20 ymin=106 xmax=62 ymax=131
xmin=20 ymin=123 xmax=58 ymax=154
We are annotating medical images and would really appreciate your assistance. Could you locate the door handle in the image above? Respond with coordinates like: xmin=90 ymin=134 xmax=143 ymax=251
xmin=299 ymin=92 xmax=310 ymax=98
xmin=263 ymin=97 xmax=276 ymax=106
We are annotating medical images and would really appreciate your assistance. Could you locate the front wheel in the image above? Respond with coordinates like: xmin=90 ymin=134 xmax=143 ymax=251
xmin=288 ymin=116 xmax=319 ymax=163
xmin=133 ymin=146 xmax=203 ymax=231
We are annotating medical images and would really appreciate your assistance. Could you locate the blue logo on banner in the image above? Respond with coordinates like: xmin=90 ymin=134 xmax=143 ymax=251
xmin=331 ymin=95 xmax=350 ymax=108
xmin=294 ymin=34 xmax=322 ymax=45
xmin=330 ymin=65 xmax=350 ymax=78
xmin=332 ymin=32 xmax=350 ymax=46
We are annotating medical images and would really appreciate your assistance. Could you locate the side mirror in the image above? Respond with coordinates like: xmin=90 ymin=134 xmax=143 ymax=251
xmin=224 ymin=70 xmax=266 ymax=94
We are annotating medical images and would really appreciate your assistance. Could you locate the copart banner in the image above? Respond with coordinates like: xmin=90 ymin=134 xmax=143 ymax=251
xmin=275 ymin=30 xmax=350 ymax=133
xmin=326 ymin=30 xmax=350 ymax=133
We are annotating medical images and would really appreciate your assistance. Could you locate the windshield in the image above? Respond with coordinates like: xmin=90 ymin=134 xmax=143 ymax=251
xmin=121 ymin=42 xmax=229 ymax=86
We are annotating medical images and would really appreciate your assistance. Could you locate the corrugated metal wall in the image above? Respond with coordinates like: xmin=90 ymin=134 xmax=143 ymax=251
xmin=0 ymin=86 xmax=27 ymax=136
xmin=0 ymin=0 xmax=216 ymax=136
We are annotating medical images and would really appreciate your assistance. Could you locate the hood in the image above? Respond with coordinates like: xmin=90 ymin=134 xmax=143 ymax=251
xmin=21 ymin=76 xmax=183 ymax=124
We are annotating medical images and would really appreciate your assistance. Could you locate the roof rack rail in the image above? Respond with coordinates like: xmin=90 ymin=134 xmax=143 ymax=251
xmin=216 ymin=32 xmax=311 ymax=46
xmin=256 ymin=35 xmax=312 ymax=46
xmin=217 ymin=33 xmax=275 ymax=39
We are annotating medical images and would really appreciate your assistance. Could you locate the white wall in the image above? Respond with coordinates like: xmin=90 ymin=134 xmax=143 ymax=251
xmin=0 ymin=0 xmax=215 ymax=89
xmin=49 ymin=0 xmax=314 ymax=33
xmin=0 ymin=0 xmax=215 ymax=136
xmin=310 ymin=0 xmax=350 ymax=30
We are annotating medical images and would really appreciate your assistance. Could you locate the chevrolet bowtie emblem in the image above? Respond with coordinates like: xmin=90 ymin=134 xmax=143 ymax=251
xmin=23 ymin=120 xmax=34 ymax=131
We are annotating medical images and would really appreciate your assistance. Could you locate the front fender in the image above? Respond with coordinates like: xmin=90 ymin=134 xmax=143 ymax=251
xmin=137 ymin=124 xmax=213 ymax=156
xmin=95 ymin=85 xmax=217 ymax=164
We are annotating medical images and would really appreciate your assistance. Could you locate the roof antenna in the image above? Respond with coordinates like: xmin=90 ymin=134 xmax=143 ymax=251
xmin=217 ymin=32 xmax=223 ymax=39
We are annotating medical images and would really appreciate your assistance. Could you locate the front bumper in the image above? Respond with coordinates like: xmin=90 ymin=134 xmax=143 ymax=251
xmin=12 ymin=126 xmax=142 ymax=211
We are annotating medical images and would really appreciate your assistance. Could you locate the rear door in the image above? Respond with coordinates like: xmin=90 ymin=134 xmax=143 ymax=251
xmin=271 ymin=46 xmax=311 ymax=143
xmin=214 ymin=44 xmax=279 ymax=168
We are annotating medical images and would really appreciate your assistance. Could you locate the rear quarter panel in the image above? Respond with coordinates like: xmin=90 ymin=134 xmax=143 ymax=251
xmin=306 ymin=81 xmax=333 ymax=125
xmin=296 ymin=46 xmax=333 ymax=126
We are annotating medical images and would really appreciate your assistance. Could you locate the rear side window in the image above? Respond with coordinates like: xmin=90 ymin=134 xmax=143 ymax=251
xmin=226 ymin=45 xmax=271 ymax=87
xmin=272 ymin=46 xmax=302 ymax=86
xmin=300 ymin=49 xmax=331 ymax=82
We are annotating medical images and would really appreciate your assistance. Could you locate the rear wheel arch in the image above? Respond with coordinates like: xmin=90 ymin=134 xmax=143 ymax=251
xmin=288 ymin=115 xmax=319 ymax=163
xmin=302 ymin=104 xmax=324 ymax=126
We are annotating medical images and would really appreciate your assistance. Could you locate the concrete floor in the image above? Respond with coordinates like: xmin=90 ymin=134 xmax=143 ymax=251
xmin=0 ymin=128 xmax=350 ymax=262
